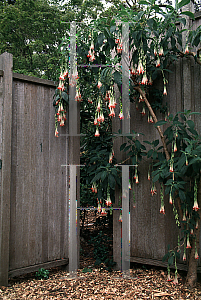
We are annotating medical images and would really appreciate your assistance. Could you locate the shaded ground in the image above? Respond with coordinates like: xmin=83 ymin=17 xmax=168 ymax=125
xmin=1 ymin=265 xmax=201 ymax=299
xmin=1 ymin=211 xmax=201 ymax=299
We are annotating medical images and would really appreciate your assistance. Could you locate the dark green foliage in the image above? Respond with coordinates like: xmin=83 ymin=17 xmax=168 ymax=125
xmin=35 ymin=268 xmax=49 ymax=280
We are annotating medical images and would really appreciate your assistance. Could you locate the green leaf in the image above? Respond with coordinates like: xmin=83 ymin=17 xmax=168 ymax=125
xmin=168 ymin=255 xmax=174 ymax=266
xmin=180 ymin=11 xmax=195 ymax=20
xmin=154 ymin=120 xmax=167 ymax=127
xmin=113 ymin=71 xmax=122 ymax=86
xmin=179 ymin=190 xmax=186 ymax=201
xmin=120 ymin=143 xmax=127 ymax=151
xmin=187 ymin=120 xmax=195 ymax=130
xmin=153 ymin=173 xmax=160 ymax=183
xmin=153 ymin=151 xmax=157 ymax=160
xmin=162 ymin=252 xmax=169 ymax=262
xmin=101 ymin=171 xmax=107 ymax=181
xmin=135 ymin=140 xmax=141 ymax=151
xmin=108 ymin=174 xmax=116 ymax=189
xmin=153 ymin=139 xmax=159 ymax=147
xmin=139 ymin=0 xmax=150 ymax=4
xmin=61 ymin=92 xmax=68 ymax=103
xmin=178 ymin=0 xmax=190 ymax=9
xmin=110 ymin=25 xmax=116 ymax=33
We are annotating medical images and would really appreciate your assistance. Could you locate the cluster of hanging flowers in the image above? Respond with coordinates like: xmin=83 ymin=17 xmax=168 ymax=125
xmin=87 ymin=41 xmax=95 ymax=62
xmin=54 ymin=66 xmax=69 ymax=137
xmin=115 ymin=28 xmax=123 ymax=53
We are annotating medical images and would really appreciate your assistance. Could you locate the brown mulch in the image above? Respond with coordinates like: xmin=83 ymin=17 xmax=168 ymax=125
xmin=1 ymin=211 xmax=201 ymax=299
xmin=0 ymin=262 xmax=201 ymax=299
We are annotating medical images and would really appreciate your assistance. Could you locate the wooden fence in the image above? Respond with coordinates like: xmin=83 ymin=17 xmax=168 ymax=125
xmin=0 ymin=52 xmax=80 ymax=286
xmin=113 ymin=12 xmax=201 ymax=272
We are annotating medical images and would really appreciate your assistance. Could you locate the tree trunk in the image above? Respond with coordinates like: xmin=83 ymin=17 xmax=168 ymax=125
xmin=186 ymin=178 xmax=201 ymax=287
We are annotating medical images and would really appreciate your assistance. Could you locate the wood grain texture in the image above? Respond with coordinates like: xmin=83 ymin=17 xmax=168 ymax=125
xmin=8 ymin=76 xmax=69 ymax=277
xmin=0 ymin=53 xmax=13 ymax=286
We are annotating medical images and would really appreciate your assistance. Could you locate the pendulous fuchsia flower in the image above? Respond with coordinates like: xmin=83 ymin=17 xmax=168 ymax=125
xmin=160 ymin=205 xmax=165 ymax=214
xmin=173 ymin=142 xmax=177 ymax=152
xmin=140 ymin=106 xmax=146 ymax=116
xmin=119 ymin=213 xmax=122 ymax=222
xmin=137 ymin=60 xmax=144 ymax=74
xmin=169 ymin=193 xmax=173 ymax=204
xmin=55 ymin=129 xmax=59 ymax=137
xmin=95 ymin=127 xmax=100 ymax=137
xmin=173 ymin=273 xmax=178 ymax=284
xmin=183 ymin=252 xmax=186 ymax=261
xmin=186 ymin=235 xmax=191 ymax=248
xmin=91 ymin=183 xmax=97 ymax=193
xmin=195 ymin=249 xmax=199 ymax=259
xmin=105 ymin=196 xmax=112 ymax=206
xmin=141 ymin=73 xmax=148 ymax=85
xmin=97 ymin=81 xmax=102 ymax=89
xmin=154 ymin=47 xmax=157 ymax=56
xmin=156 ymin=58 xmax=160 ymax=67
xmin=109 ymin=108 xmax=115 ymax=118
xmin=159 ymin=47 xmax=163 ymax=56
xmin=97 ymin=203 xmax=101 ymax=213
xmin=101 ymin=208 xmax=107 ymax=216
xmin=193 ymin=200 xmax=199 ymax=211
xmin=169 ymin=161 xmax=174 ymax=172
xmin=119 ymin=111 xmax=124 ymax=120
xmin=184 ymin=44 xmax=189 ymax=54
xmin=163 ymin=85 xmax=167 ymax=96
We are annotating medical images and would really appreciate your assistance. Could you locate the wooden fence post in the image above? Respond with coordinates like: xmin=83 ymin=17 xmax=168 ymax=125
xmin=0 ymin=52 xmax=13 ymax=286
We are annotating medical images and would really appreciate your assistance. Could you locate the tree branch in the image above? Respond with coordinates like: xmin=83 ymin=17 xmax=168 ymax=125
xmin=133 ymin=84 xmax=170 ymax=161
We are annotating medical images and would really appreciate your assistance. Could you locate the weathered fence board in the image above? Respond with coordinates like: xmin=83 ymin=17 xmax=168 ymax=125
xmin=113 ymin=54 xmax=201 ymax=270
xmin=0 ymin=53 xmax=72 ymax=286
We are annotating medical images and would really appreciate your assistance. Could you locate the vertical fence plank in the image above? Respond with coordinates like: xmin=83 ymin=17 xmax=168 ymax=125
xmin=0 ymin=52 xmax=13 ymax=286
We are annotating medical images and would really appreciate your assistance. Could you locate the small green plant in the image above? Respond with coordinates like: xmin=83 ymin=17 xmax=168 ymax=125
xmin=35 ymin=268 xmax=49 ymax=280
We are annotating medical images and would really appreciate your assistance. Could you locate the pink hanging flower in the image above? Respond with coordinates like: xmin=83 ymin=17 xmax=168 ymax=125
xmin=95 ymin=127 xmax=100 ymax=137
xmin=59 ymin=119 xmax=65 ymax=126
xmin=141 ymin=73 xmax=148 ymax=85
xmin=154 ymin=48 xmax=157 ymax=56
xmin=97 ymin=101 xmax=101 ymax=112
xmin=101 ymin=208 xmax=107 ymax=216
xmin=163 ymin=85 xmax=167 ymax=96
xmin=185 ymin=44 xmax=189 ymax=54
xmin=55 ymin=129 xmax=59 ymax=137
xmin=140 ymin=106 xmax=146 ymax=116
xmin=137 ymin=61 xmax=144 ymax=74
xmin=173 ymin=274 xmax=178 ymax=284
xmin=174 ymin=142 xmax=177 ymax=152
xmin=160 ymin=205 xmax=165 ymax=214
xmin=193 ymin=200 xmax=199 ymax=211
xmin=135 ymin=175 xmax=139 ymax=184
xmin=109 ymin=108 xmax=115 ymax=118
xmin=169 ymin=162 xmax=174 ymax=172
xmin=119 ymin=213 xmax=122 ymax=222
xmin=169 ymin=193 xmax=173 ymax=205
xmin=94 ymin=117 xmax=98 ymax=125
xmin=195 ymin=249 xmax=199 ymax=259
xmin=105 ymin=196 xmax=112 ymax=206
xmin=119 ymin=111 xmax=124 ymax=120
xmin=97 ymin=81 xmax=102 ymax=89
xmin=186 ymin=236 xmax=191 ymax=249
xmin=183 ymin=252 xmax=186 ymax=261
xmin=97 ymin=203 xmax=101 ymax=213
xmin=159 ymin=47 xmax=163 ymax=56
xmin=167 ymin=273 xmax=171 ymax=282
xmin=156 ymin=58 xmax=160 ymax=67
